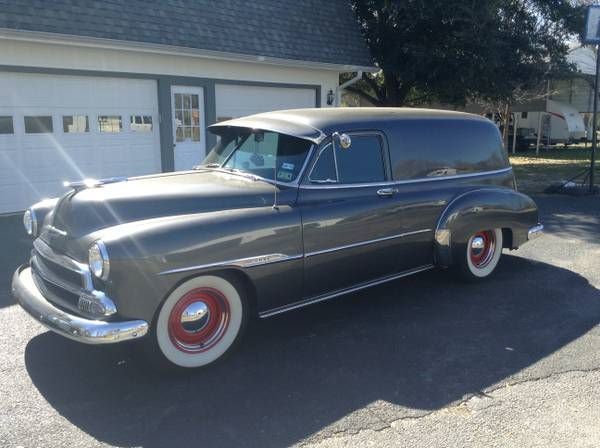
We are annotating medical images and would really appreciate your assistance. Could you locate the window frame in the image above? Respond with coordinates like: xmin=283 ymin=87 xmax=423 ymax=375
xmin=303 ymin=130 xmax=391 ymax=187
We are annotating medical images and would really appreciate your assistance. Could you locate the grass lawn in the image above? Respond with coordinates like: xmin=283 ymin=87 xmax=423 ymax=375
xmin=509 ymin=146 xmax=598 ymax=194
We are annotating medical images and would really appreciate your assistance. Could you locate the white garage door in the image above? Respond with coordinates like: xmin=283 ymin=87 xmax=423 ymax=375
xmin=215 ymin=84 xmax=316 ymax=122
xmin=0 ymin=73 xmax=161 ymax=214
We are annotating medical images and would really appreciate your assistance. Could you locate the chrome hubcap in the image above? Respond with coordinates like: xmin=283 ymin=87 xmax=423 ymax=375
xmin=180 ymin=301 xmax=210 ymax=333
xmin=471 ymin=236 xmax=485 ymax=251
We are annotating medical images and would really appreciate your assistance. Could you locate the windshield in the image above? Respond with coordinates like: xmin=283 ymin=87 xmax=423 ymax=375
xmin=200 ymin=128 xmax=313 ymax=183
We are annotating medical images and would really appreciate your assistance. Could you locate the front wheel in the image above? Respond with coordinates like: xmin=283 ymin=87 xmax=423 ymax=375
xmin=148 ymin=274 xmax=247 ymax=369
xmin=456 ymin=228 xmax=503 ymax=281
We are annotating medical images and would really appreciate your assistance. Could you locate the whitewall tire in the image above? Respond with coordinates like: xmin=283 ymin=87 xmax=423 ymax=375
xmin=153 ymin=275 xmax=246 ymax=369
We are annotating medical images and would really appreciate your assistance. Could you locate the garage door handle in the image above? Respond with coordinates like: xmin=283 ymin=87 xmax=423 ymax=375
xmin=377 ymin=188 xmax=398 ymax=197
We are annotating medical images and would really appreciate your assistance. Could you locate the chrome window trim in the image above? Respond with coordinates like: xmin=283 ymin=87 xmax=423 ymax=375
xmin=259 ymin=264 xmax=435 ymax=318
xmin=300 ymin=166 xmax=513 ymax=190
xmin=305 ymin=228 xmax=432 ymax=258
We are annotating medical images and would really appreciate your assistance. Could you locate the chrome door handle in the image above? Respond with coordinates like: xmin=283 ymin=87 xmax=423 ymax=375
xmin=377 ymin=188 xmax=398 ymax=197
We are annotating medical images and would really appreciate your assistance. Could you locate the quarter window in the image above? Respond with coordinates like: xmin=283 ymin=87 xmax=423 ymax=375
xmin=98 ymin=116 xmax=122 ymax=133
xmin=130 ymin=115 xmax=153 ymax=132
xmin=0 ymin=116 xmax=14 ymax=134
xmin=24 ymin=116 xmax=53 ymax=134
xmin=336 ymin=135 xmax=386 ymax=184
xmin=63 ymin=115 xmax=89 ymax=133
xmin=309 ymin=144 xmax=337 ymax=183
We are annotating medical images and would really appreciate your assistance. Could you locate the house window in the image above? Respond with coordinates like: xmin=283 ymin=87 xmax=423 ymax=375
xmin=24 ymin=116 xmax=53 ymax=134
xmin=63 ymin=115 xmax=89 ymax=133
xmin=174 ymin=93 xmax=201 ymax=142
xmin=521 ymin=112 xmax=528 ymax=119
xmin=130 ymin=115 xmax=153 ymax=132
xmin=98 ymin=116 xmax=122 ymax=133
xmin=0 ymin=116 xmax=14 ymax=134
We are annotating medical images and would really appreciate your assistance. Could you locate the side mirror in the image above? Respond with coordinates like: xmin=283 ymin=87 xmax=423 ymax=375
xmin=332 ymin=132 xmax=352 ymax=149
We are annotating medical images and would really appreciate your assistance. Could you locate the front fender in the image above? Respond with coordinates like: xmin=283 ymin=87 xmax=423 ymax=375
xmin=91 ymin=206 xmax=303 ymax=322
xmin=434 ymin=188 xmax=539 ymax=267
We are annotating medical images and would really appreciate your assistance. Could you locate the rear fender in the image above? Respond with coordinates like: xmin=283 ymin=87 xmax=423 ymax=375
xmin=434 ymin=188 xmax=538 ymax=267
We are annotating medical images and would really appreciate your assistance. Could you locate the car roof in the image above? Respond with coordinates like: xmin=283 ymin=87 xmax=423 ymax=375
xmin=208 ymin=107 xmax=490 ymax=143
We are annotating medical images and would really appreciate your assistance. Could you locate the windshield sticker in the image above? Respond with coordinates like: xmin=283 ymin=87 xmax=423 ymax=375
xmin=277 ymin=170 xmax=293 ymax=181
xmin=281 ymin=162 xmax=295 ymax=170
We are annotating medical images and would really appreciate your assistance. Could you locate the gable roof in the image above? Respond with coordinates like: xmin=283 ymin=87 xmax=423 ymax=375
xmin=0 ymin=0 xmax=374 ymax=70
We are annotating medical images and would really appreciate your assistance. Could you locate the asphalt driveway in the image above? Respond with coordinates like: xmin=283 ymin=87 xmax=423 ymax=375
xmin=0 ymin=195 xmax=599 ymax=448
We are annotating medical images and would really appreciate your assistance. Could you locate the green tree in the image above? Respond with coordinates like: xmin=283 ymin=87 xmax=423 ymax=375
xmin=347 ymin=0 xmax=586 ymax=108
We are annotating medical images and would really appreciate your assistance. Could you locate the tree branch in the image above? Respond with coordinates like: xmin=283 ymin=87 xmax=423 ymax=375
xmin=344 ymin=85 xmax=384 ymax=106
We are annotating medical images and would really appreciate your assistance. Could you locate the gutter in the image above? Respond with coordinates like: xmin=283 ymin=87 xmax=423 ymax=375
xmin=0 ymin=28 xmax=378 ymax=73
xmin=335 ymin=71 xmax=364 ymax=106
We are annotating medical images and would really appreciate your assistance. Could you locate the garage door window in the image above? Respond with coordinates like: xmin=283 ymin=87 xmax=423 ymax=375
xmin=63 ymin=115 xmax=89 ymax=133
xmin=130 ymin=115 xmax=153 ymax=132
xmin=24 ymin=116 xmax=53 ymax=134
xmin=0 ymin=116 xmax=13 ymax=134
xmin=98 ymin=116 xmax=122 ymax=133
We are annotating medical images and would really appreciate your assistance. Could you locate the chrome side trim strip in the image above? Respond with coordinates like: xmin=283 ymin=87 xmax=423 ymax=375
xmin=301 ymin=167 xmax=513 ymax=189
xmin=158 ymin=253 xmax=304 ymax=276
xmin=305 ymin=229 xmax=432 ymax=257
xmin=259 ymin=264 xmax=435 ymax=318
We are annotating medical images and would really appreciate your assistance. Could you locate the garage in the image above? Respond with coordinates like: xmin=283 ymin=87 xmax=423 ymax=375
xmin=0 ymin=73 xmax=161 ymax=214
xmin=215 ymin=84 xmax=317 ymax=122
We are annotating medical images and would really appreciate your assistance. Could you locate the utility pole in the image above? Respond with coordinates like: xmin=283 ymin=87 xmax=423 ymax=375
xmin=589 ymin=43 xmax=599 ymax=193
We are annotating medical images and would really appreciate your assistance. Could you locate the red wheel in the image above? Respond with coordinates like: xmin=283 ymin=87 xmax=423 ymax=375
xmin=468 ymin=230 xmax=496 ymax=269
xmin=154 ymin=275 xmax=246 ymax=368
xmin=167 ymin=288 xmax=231 ymax=353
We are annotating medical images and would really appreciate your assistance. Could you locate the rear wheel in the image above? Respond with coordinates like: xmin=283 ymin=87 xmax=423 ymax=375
xmin=456 ymin=228 xmax=503 ymax=281
xmin=149 ymin=274 xmax=247 ymax=369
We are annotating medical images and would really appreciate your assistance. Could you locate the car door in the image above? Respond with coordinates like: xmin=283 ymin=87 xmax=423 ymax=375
xmin=298 ymin=131 xmax=432 ymax=299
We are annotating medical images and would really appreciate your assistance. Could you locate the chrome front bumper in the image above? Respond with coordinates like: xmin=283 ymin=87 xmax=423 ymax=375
xmin=12 ymin=265 xmax=148 ymax=344
xmin=528 ymin=224 xmax=544 ymax=240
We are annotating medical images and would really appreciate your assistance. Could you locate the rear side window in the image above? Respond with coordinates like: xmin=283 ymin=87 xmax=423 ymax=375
xmin=388 ymin=119 xmax=508 ymax=180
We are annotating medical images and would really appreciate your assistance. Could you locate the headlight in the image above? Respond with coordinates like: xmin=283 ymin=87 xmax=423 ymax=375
xmin=23 ymin=208 xmax=37 ymax=236
xmin=88 ymin=241 xmax=110 ymax=280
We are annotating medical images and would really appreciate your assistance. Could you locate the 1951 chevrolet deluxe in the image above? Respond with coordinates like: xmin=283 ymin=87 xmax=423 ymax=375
xmin=12 ymin=108 xmax=543 ymax=369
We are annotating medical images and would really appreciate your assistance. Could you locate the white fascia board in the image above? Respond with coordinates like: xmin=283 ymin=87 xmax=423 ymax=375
xmin=0 ymin=27 xmax=379 ymax=73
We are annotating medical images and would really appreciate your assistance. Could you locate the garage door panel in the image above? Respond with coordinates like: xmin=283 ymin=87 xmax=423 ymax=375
xmin=0 ymin=73 xmax=161 ymax=213
xmin=215 ymin=84 xmax=316 ymax=120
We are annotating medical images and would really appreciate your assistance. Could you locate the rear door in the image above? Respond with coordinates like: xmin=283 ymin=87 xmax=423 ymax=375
xmin=298 ymin=132 xmax=430 ymax=299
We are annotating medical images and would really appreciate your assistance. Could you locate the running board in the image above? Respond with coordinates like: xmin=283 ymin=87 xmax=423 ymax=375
xmin=259 ymin=264 xmax=434 ymax=318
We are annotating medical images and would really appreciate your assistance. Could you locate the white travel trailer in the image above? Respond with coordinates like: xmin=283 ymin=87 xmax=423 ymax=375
xmin=515 ymin=99 xmax=587 ymax=146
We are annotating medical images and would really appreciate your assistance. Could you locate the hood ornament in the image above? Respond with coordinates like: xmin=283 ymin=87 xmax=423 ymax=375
xmin=63 ymin=176 xmax=128 ymax=191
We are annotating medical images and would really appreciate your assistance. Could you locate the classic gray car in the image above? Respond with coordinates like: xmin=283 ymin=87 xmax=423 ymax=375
xmin=12 ymin=108 xmax=543 ymax=369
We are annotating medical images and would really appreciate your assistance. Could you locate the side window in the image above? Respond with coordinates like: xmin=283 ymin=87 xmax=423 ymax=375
xmin=336 ymin=135 xmax=386 ymax=184
xmin=309 ymin=144 xmax=337 ymax=183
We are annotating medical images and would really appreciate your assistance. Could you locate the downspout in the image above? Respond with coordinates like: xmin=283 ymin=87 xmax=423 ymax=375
xmin=335 ymin=71 xmax=363 ymax=107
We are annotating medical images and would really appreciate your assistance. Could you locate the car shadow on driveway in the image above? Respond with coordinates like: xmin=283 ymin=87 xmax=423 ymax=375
xmin=0 ymin=214 xmax=30 ymax=309
xmin=24 ymin=255 xmax=600 ymax=448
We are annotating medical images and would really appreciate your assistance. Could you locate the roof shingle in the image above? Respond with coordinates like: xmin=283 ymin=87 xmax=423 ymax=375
xmin=0 ymin=0 xmax=373 ymax=68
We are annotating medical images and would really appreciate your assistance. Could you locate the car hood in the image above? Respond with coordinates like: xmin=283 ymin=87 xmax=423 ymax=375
xmin=44 ymin=170 xmax=281 ymax=243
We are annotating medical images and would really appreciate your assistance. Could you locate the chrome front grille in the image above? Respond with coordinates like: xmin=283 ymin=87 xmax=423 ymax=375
xmin=29 ymin=239 xmax=117 ymax=318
